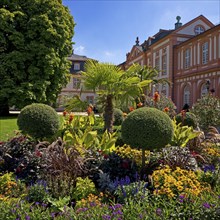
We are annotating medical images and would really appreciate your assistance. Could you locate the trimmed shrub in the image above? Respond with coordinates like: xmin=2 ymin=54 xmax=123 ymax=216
xmin=121 ymin=107 xmax=173 ymax=151
xmin=17 ymin=103 xmax=59 ymax=139
xmin=175 ymin=112 xmax=198 ymax=128
xmin=113 ymin=108 xmax=124 ymax=126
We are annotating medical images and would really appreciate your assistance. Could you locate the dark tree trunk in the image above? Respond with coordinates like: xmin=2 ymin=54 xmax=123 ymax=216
xmin=104 ymin=94 xmax=114 ymax=133
xmin=141 ymin=148 xmax=146 ymax=180
xmin=0 ymin=98 xmax=10 ymax=116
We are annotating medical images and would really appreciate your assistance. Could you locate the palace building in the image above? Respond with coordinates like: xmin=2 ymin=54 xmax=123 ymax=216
xmin=57 ymin=53 xmax=97 ymax=108
xmin=119 ymin=15 xmax=220 ymax=112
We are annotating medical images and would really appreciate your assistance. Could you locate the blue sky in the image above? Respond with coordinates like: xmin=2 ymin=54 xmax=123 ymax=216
xmin=63 ymin=0 xmax=220 ymax=65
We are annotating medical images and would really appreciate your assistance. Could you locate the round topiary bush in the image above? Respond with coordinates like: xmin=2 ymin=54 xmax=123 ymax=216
xmin=17 ymin=103 xmax=60 ymax=139
xmin=113 ymin=108 xmax=124 ymax=126
xmin=121 ymin=107 xmax=173 ymax=151
xmin=175 ymin=112 xmax=198 ymax=129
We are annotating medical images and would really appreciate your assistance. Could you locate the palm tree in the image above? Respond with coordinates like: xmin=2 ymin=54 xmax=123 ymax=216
xmin=81 ymin=60 xmax=151 ymax=133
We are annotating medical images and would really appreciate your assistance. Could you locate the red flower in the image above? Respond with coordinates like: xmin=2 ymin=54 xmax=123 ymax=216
xmin=103 ymin=154 xmax=108 ymax=159
xmin=16 ymin=167 xmax=21 ymax=173
xmin=35 ymin=150 xmax=42 ymax=157
xmin=63 ymin=111 xmax=67 ymax=116
xmin=121 ymin=159 xmax=129 ymax=169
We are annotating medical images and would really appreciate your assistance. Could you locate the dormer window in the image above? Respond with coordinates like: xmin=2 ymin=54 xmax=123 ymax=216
xmin=194 ymin=25 xmax=205 ymax=35
xmin=74 ymin=63 xmax=80 ymax=70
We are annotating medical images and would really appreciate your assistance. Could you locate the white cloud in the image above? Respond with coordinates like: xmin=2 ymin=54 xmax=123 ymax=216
xmin=104 ymin=51 xmax=114 ymax=57
xmin=74 ymin=45 xmax=85 ymax=54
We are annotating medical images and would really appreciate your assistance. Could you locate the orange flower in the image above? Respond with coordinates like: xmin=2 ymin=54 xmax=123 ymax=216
xmin=153 ymin=92 xmax=160 ymax=102
xmin=129 ymin=106 xmax=134 ymax=112
xmin=137 ymin=102 xmax=143 ymax=107
xmin=87 ymin=106 xmax=93 ymax=115
xmin=164 ymin=107 xmax=169 ymax=112
xmin=69 ymin=113 xmax=74 ymax=123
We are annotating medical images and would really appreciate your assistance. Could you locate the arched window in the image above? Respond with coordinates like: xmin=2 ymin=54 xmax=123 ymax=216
xmin=194 ymin=25 xmax=205 ymax=35
xmin=201 ymin=83 xmax=208 ymax=97
xmin=183 ymin=85 xmax=190 ymax=106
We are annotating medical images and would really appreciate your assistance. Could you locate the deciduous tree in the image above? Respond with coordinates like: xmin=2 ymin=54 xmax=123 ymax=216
xmin=0 ymin=0 xmax=74 ymax=115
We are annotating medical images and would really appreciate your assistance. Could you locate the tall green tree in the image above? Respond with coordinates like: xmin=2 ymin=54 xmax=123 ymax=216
xmin=82 ymin=60 xmax=152 ymax=133
xmin=0 ymin=0 xmax=74 ymax=115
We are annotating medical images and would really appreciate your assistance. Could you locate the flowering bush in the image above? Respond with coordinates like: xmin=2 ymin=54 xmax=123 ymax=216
xmin=152 ymin=165 xmax=211 ymax=198
xmin=115 ymin=145 xmax=150 ymax=167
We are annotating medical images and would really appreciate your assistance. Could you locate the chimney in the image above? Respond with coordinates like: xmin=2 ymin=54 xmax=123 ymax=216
xmin=175 ymin=16 xmax=182 ymax=29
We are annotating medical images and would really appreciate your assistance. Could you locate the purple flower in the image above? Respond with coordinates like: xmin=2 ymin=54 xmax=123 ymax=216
xmin=114 ymin=204 xmax=123 ymax=209
xmin=76 ymin=208 xmax=88 ymax=213
xmin=51 ymin=213 xmax=56 ymax=218
xmin=203 ymin=165 xmax=215 ymax=173
xmin=25 ymin=216 xmax=30 ymax=220
xmin=41 ymin=203 xmax=47 ymax=207
xmin=156 ymin=208 xmax=162 ymax=216
xmin=203 ymin=202 xmax=211 ymax=209
xmin=113 ymin=210 xmax=123 ymax=216
xmin=102 ymin=214 xmax=111 ymax=220
xmin=90 ymin=202 xmax=96 ymax=207
xmin=179 ymin=194 xmax=185 ymax=199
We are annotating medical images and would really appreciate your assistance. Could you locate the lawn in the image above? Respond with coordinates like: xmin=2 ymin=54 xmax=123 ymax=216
xmin=0 ymin=115 xmax=19 ymax=141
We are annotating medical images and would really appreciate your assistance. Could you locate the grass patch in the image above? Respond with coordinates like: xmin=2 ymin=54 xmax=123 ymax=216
xmin=0 ymin=115 xmax=19 ymax=141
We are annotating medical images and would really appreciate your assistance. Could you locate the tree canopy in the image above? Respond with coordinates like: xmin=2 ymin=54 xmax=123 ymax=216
xmin=0 ymin=0 xmax=74 ymax=115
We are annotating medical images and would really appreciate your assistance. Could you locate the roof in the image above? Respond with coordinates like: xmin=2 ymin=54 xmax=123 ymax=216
xmin=150 ymin=29 xmax=174 ymax=45
xmin=68 ymin=54 xmax=96 ymax=62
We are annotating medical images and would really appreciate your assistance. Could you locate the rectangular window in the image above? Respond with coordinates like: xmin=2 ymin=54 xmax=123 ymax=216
xmin=162 ymin=54 xmax=167 ymax=75
xmin=73 ymin=78 xmax=81 ymax=89
xmin=184 ymin=49 xmax=190 ymax=69
xmin=155 ymin=57 xmax=160 ymax=71
xmin=202 ymin=42 xmax=208 ymax=64
xmin=74 ymin=63 xmax=80 ymax=70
